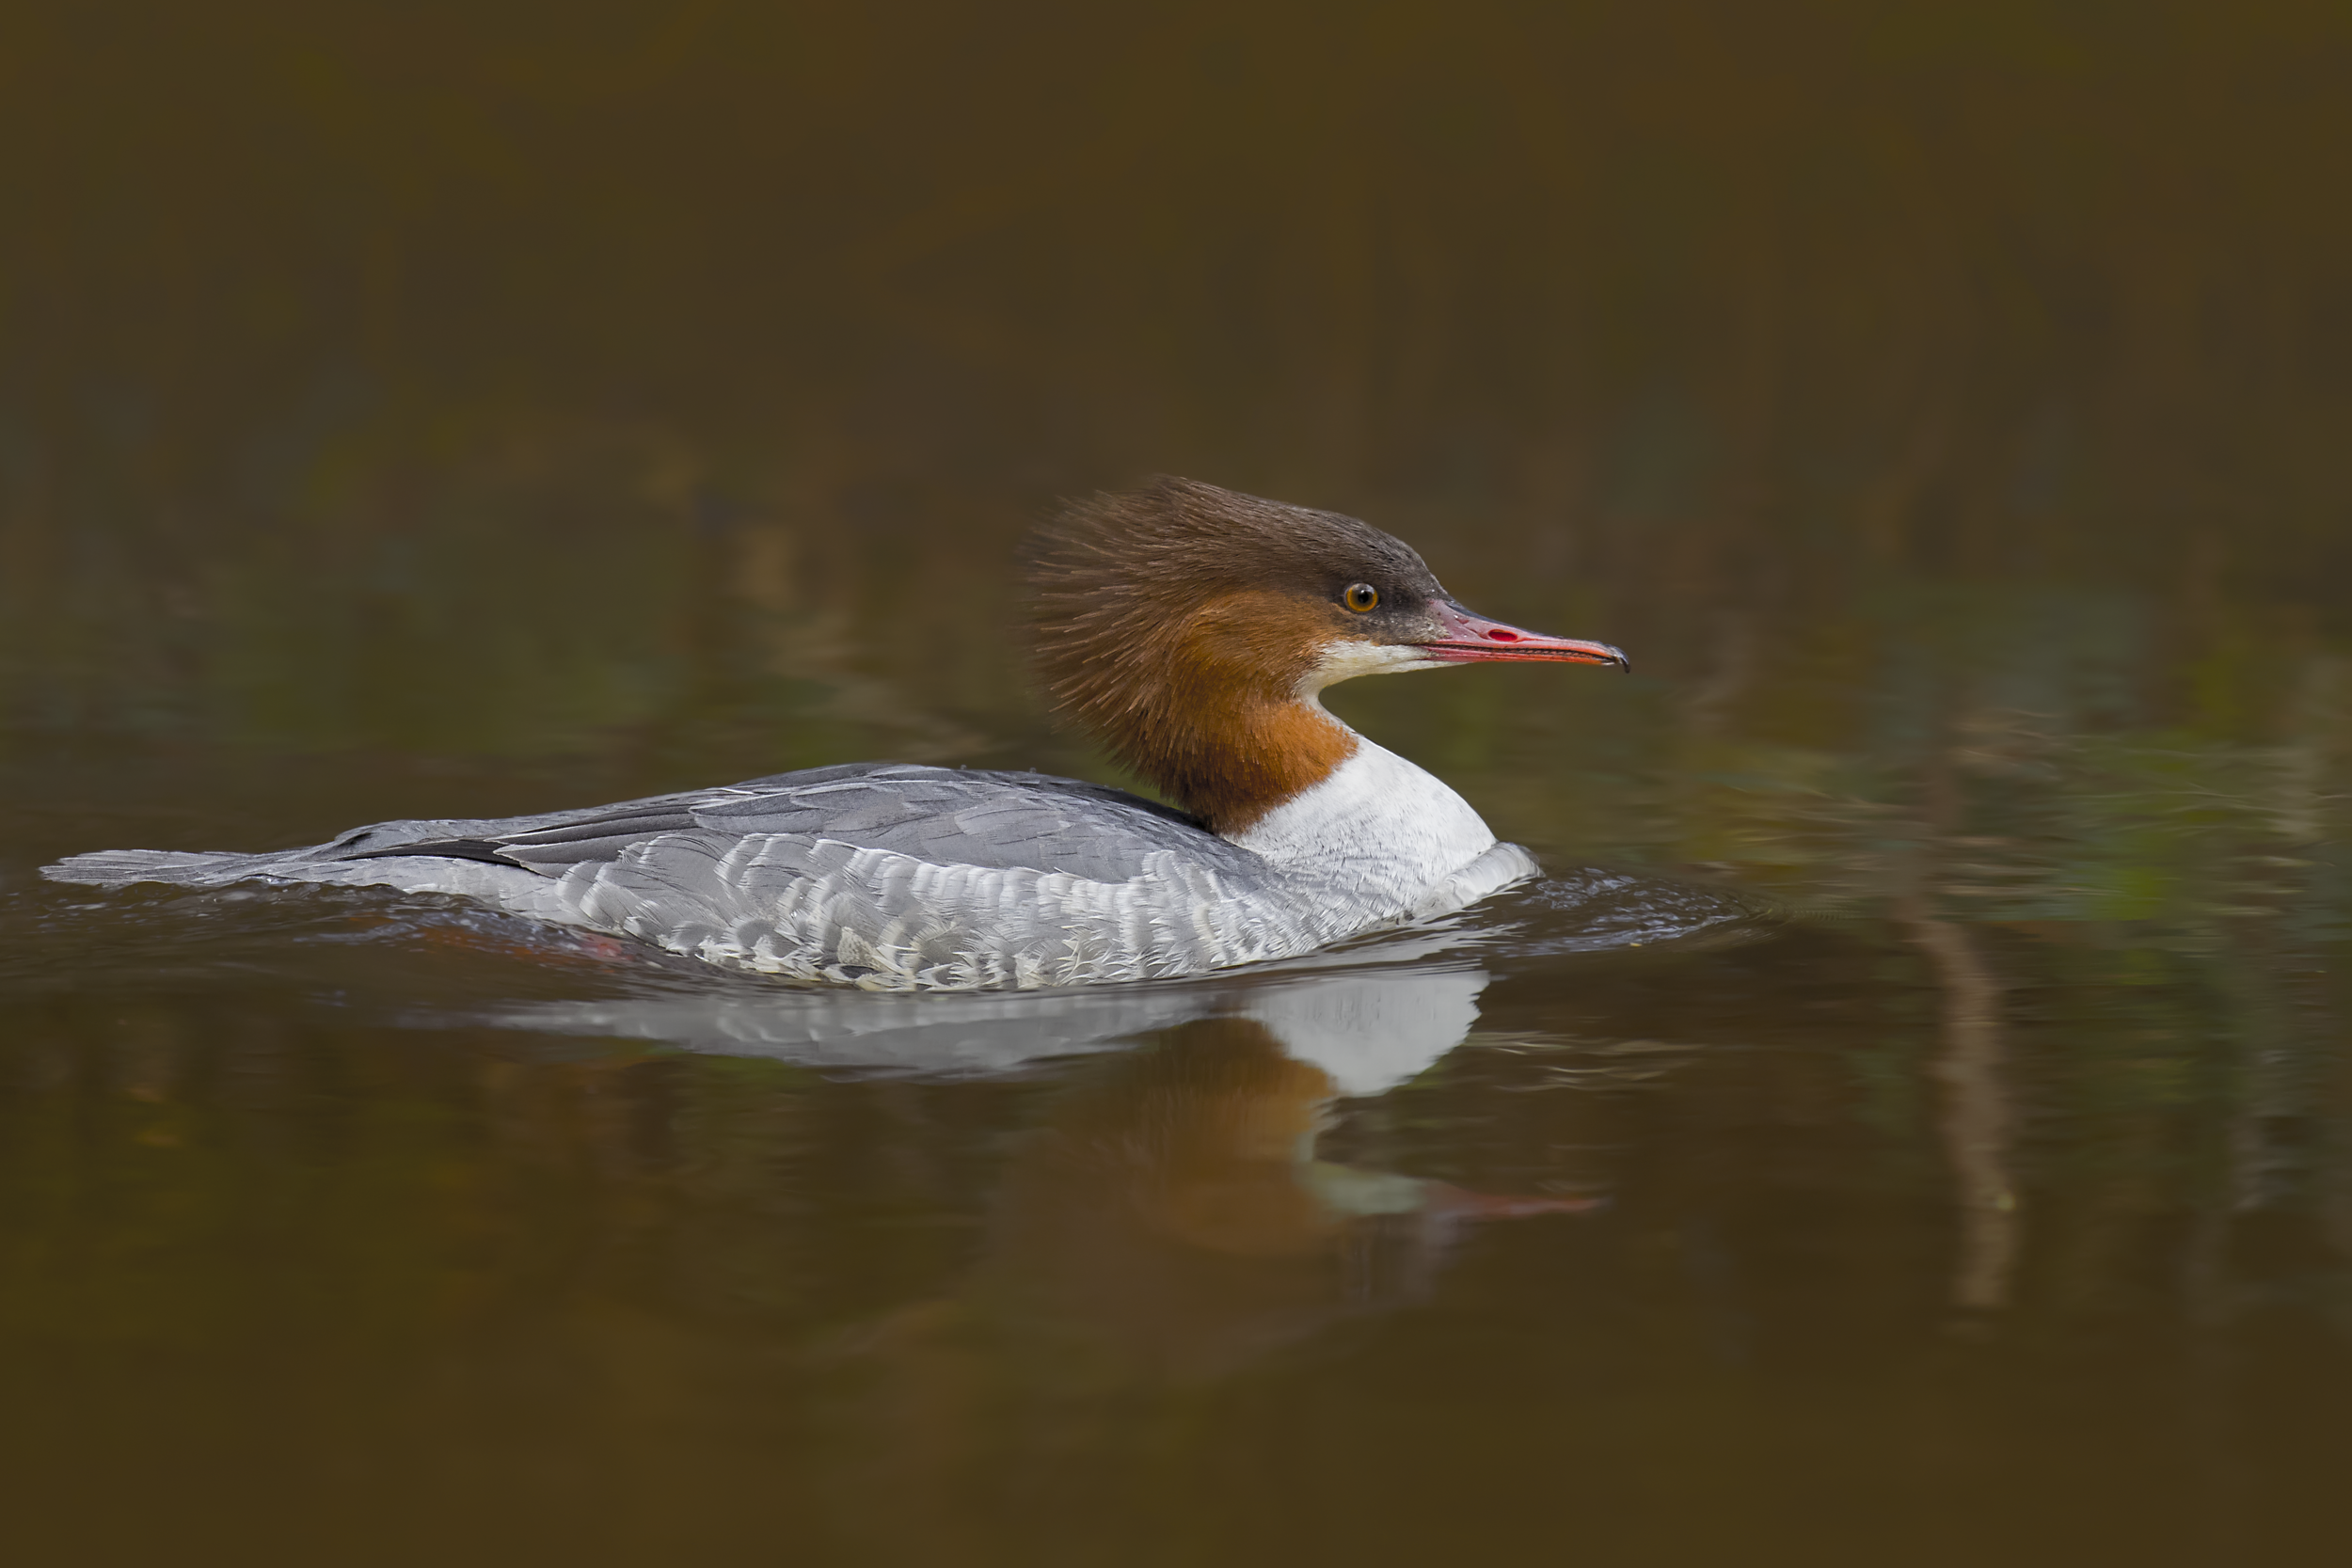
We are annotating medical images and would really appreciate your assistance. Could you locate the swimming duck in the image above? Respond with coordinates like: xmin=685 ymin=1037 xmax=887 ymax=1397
xmin=44 ymin=478 xmax=1627 ymax=990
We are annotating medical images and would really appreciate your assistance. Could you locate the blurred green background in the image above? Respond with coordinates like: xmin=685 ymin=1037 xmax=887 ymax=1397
xmin=4 ymin=5 xmax=2351 ymax=1565
xmin=7 ymin=0 xmax=2349 ymax=759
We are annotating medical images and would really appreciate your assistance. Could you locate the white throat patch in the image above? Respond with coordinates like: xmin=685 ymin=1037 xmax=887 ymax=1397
xmin=1297 ymin=638 xmax=1444 ymax=698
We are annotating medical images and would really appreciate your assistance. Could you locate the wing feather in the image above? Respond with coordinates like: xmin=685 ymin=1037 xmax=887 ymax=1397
xmin=46 ymin=760 xmax=1305 ymax=990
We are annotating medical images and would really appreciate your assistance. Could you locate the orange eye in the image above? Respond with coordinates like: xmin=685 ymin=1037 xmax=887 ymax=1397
xmin=1343 ymin=583 xmax=1379 ymax=612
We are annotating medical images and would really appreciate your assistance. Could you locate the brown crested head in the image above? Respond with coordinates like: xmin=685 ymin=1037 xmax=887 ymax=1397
xmin=1026 ymin=476 xmax=1627 ymax=835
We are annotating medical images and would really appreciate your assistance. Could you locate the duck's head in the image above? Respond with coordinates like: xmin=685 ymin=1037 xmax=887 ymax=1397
xmin=1027 ymin=476 xmax=1627 ymax=834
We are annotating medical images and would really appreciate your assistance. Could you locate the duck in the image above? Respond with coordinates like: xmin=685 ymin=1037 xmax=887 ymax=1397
xmin=43 ymin=477 xmax=1628 ymax=990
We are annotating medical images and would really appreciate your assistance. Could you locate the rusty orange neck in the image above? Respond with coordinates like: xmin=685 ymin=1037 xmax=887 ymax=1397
xmin=1053 ymin=590 xmax=1360 ymax=834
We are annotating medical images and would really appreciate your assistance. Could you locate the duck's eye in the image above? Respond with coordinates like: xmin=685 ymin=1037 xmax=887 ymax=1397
xmin=1343 ymin=583 xmax=1379 ymax=613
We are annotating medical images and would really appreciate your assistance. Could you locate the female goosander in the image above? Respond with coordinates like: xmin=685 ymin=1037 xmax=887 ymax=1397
xmin=45 ymin=478 xmax=1627 ymax=990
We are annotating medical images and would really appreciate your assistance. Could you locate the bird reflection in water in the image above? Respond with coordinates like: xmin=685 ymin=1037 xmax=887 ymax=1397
xmin=505 ymin=962 xmax=1597 ymax=1519
xmin=970 ymin=1013 xmax=1597 ymax=1380
xmin=699 ymin=968 xmax=1600 ymax=1547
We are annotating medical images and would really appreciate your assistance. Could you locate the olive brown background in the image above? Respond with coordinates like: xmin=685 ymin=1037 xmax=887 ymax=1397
xmin=4 ymin=5 xmax=2350 ymax=1565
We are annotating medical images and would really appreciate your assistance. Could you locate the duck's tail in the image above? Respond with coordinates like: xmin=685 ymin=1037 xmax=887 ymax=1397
xmin=43 ymin=847 xmax=306 ymax=889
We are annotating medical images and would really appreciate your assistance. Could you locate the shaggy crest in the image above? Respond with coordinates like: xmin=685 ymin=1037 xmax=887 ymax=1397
xmin=1026 ymin=477 xmax=1451 ymax=832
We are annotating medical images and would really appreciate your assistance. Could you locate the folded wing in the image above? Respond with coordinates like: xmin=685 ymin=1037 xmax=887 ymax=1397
xmin=48 ymin=763 xmax=1303 ymax=990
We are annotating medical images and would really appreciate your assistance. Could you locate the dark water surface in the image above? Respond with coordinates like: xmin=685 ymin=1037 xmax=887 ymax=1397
xmin=6 ymin=5 xmax=2352 ymax=1564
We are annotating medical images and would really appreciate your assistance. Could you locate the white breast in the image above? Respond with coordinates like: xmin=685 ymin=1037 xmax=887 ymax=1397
xmin=1230 ymin=736 xmax=1534 ymax=920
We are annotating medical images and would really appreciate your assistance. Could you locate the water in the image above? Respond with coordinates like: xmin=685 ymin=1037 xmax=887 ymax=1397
xmin=5 ymin=5 xmax=2352 ymax=1563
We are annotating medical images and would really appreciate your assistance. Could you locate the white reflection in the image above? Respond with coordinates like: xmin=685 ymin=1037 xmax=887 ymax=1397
xmin=486 ymin=956 xmax=1491 ymax=1097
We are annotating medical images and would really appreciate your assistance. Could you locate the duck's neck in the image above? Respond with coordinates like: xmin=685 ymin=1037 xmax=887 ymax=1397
xmin=1123 ymin=692 xmax=1359 ymax=836
xmin=1219 ymin=712 xmax=1498 ymax=890
xmin=1116 ymin=685 xmax=1500 ymax=891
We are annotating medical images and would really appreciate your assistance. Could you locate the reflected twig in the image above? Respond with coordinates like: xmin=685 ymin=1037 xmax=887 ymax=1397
xmin=1898 ymin=895 xmax=2019 ymax=1312
xmin=1900 ymin=735 xmax=2021 ymax=1315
